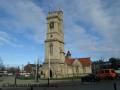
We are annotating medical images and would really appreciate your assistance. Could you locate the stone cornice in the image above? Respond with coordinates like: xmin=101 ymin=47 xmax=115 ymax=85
xmin=43 ymin=62 xmax=65 ymax=64
xmin=46 ymin=16 xmax=63 ymax=21
xmin=45 ymin=39 xmax=64 ymax=44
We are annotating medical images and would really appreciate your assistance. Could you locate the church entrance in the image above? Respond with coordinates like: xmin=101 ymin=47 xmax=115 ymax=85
xmin=50 ymin=70 xmax=52 ymax=78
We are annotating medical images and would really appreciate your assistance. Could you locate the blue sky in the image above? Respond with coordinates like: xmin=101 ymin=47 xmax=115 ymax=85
xmin=0 ymin=0 xmax=120 ymax=66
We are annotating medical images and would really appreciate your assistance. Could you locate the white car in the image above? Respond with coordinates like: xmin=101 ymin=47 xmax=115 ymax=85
xmin=24 ymin=74 xmax=30 ymax=77
xmin=8 ymin=73 xmax=13 ymax=76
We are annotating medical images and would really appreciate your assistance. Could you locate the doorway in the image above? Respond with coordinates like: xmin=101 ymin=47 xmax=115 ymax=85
xmin=50 ymin=69 xmax=52 ymax=78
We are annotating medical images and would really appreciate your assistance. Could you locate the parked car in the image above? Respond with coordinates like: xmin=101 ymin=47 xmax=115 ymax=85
xmin=115 ymin=69 xmax=120 ymax=79
xmin=0 ymin=74 xmax=2 ymax=77
xmin=97 ymin=69 xmax=117 ymax=79
xmin=8 ymin=73 xmax=13 ymax=76
xmin=0 ymin=71 xmax=7 ymax=77
xmin=81 ymin=74 xmax=100 ymax=82
xmin=24 ymin=74 xmax=30 ymax=77
xmin=0 ymin=71 xmax=3 ymax=77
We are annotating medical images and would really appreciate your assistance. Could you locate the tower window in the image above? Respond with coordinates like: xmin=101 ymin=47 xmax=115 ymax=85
xmin=49 ymin=22 xmax=54 ymax=29
xmin=49 ymin=43 xmax=53 ymax=55
xmin=50 ymin=35 xmax=53 ymax=38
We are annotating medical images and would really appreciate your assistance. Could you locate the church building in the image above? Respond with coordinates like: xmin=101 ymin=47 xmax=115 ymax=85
xmin=41 ymin=10 xmax=92 ymax=78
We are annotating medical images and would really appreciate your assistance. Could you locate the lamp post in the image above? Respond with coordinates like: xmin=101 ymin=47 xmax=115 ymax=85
xmin=22 ymin=64 xmax=24 ymax=75
xmin=49 ymin=52 xmax=51 ymax=79
xmin=15 ymin=66 xmax=19 ymax=86
xmin=48 ymin=50 xmax=51 ymax=86
xmin=7 ymin=65 xmax=9 ymax=76
xmin=35 ymin=58 xmax=39 ymax=82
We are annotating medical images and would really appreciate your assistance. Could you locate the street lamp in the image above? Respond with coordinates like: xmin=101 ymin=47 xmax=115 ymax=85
xmin=35 ymin=58 xmax=39 ymax=82
xmin=48 ymin=50 xmax=51 ymax=86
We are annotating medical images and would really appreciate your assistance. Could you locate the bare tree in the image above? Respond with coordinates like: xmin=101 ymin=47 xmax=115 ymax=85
xmin=0 ymin=57 xmax=5 ymax=71
xmin=8 ymin=67 xmax=18 ymax=74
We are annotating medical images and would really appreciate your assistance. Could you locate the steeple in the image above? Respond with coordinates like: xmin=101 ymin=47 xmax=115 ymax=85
xmin=66 ymin=51 xmax=71 ymax=58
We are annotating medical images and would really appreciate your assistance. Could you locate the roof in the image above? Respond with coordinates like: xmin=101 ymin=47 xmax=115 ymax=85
xmin=78 ymin=58 xmax=91 ymax=67
xmin=65 ymin=57 xmax=91 ymax=67
xmin=65 ymin=58 xmax=74 ymax=65
xmin=24 ymin=64 xmax=36 ymax=68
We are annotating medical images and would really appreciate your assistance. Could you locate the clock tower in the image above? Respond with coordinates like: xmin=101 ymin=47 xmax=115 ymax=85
xmin=42 ymin=11 xmax=66 ymax=78
xmin=44 ymin=11 xmax=65 ymax=64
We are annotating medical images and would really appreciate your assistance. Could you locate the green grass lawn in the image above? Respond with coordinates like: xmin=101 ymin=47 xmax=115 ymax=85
xmin=18 ymin=75 xmax=82 ymax=80
xmin=17 ymin=76 xmax=35 ymax=80
xmin=40 ymin=76 xmax=81 ymax=80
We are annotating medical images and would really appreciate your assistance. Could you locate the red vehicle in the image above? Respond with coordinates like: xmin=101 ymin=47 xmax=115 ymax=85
xmin=97 ymin=69 xmax=117 ymax=79
xmin=16 ymin=70 xmax=20 ymax=78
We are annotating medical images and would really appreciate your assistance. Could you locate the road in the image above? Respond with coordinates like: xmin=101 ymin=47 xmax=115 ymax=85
xmin=0 ymin=76 xmax=120 ymax=90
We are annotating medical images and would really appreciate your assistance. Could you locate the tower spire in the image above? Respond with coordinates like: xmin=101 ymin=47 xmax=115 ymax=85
xmin=56 ymin=0 xmax=61 ymax=11
xmin=48 ymin=0 xmax=51 ymax=12
xmin=48 ymin=0 xmax=62 ymax=12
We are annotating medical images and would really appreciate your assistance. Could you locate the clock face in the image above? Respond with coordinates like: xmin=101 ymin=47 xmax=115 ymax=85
xmin=49 ymin=22 xmax=54 ymax=29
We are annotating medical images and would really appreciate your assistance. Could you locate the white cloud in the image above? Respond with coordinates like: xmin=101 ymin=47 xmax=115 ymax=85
xmin=0 ymin=0 xmax=120 ymax=60
xmin=56 ymin=0 xmax=120 ymax=58
xmin=0 ymin=31 xmax=22 ymax=47
xmin=0 ymin=0 xmax=46 ymax=44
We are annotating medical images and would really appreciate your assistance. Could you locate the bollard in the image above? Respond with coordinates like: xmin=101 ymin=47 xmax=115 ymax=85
xmin=48 ymin=78 xmax=50 ymax=87
xmin=30 ymin=86 xmax=33 ymax=90
xmin=114 ymin=82 xmax=117 ymax=90
xmin=14 ymin=76 xmax=17 ymax=86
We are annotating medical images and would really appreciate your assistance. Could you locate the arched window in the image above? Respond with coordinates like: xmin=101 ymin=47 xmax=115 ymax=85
xmin=49 ymin=43 xmax=53 ymax=55
xmin=76 ymin=66 xmax=79 ymax=73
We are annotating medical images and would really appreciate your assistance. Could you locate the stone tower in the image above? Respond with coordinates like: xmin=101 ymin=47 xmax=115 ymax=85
xmin=42 ymin=11 xmax=66 ymax=78
xmin=45 ymin=11 xmax=65 ymax=64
